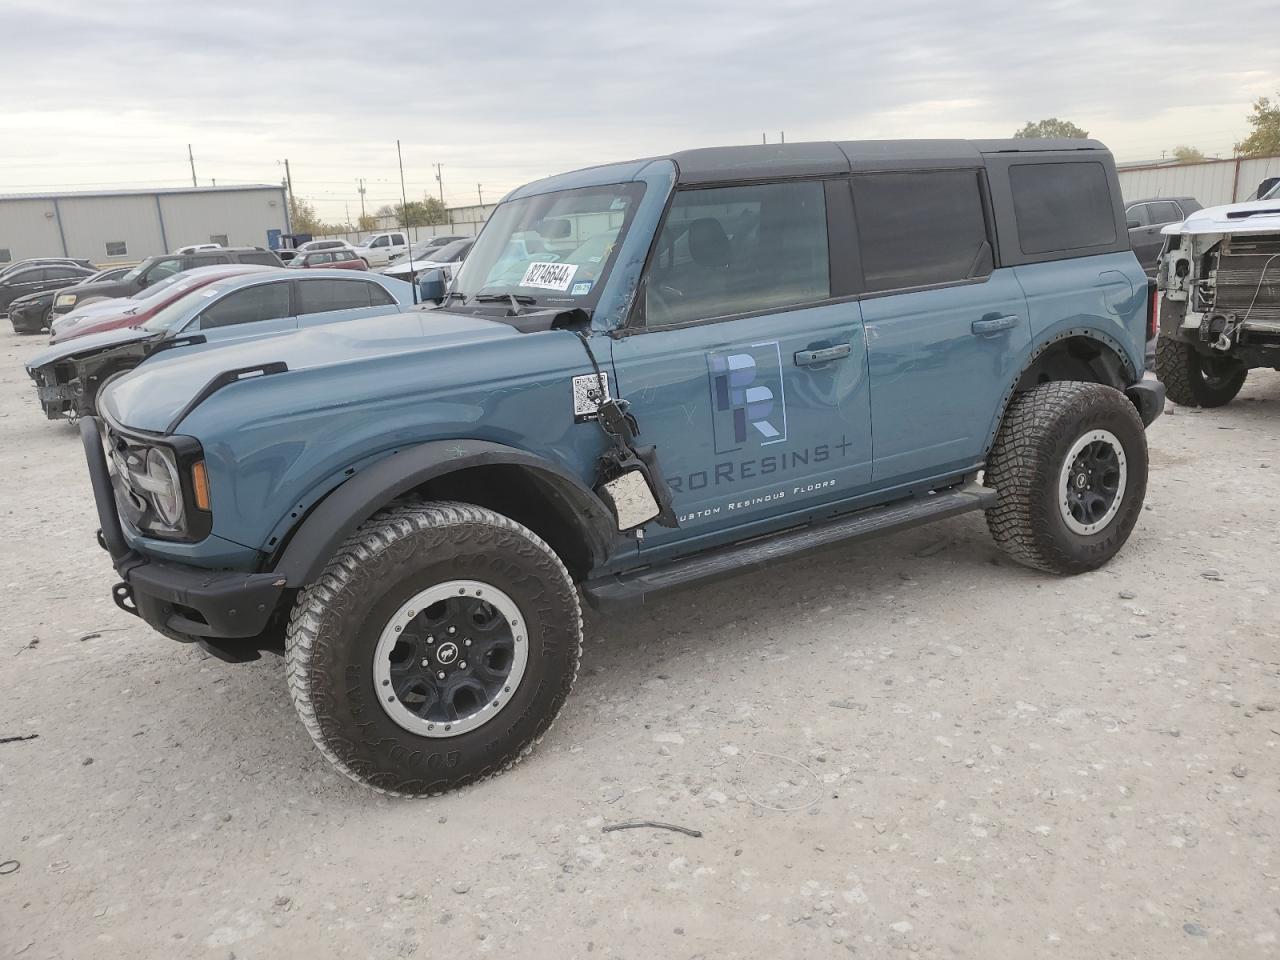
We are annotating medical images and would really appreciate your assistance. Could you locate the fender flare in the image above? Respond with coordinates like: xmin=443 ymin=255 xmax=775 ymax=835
xmin=272 ymin=439 xmax=619 ymax=588
xmin=982 ymin=326 xmax=1138 ymax=455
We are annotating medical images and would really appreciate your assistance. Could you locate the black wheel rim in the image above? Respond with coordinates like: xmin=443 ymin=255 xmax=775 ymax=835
xmin=374 ymin=580 xmax=526 ymax=737
xmin=1058 ymin=429 xmax=1127 ymax=535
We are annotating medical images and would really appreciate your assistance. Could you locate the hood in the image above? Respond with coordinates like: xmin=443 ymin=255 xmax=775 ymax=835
xmin=1163 ymin=198 xmax=1280 ymax=236
xmin=50 ymin=299 xmax=149 ymax=343
xmin=9 ymin=289 xmax=55 ymax=308
xmin=53 ymin=277 xmax=134 ymax=304
xmin=383 ymin=258 xmax=448 ymax=278
xmin=101 ymin=308 xmax=521 ymax=434
xmin=26 ymin=326 xmax=157 ymax=372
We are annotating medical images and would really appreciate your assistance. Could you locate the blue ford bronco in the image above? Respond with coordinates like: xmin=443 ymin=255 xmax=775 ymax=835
xmin=82 ymin=138 xmax=1163 ymax=794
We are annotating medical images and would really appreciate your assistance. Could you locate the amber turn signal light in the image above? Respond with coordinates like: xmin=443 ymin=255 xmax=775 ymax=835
xmin=192 ymin=461 xmax=211 ymax=511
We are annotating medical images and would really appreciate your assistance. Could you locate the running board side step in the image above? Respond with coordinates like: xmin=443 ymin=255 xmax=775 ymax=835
xmin=582 ymin=481 xmax=996 ymax=608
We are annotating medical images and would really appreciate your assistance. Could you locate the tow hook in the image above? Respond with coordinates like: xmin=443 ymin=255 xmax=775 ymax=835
xmin=1199 ymin=312 xmax=1239 ymax=352
xmin=112 ymin=582 xmax=139 ymax=618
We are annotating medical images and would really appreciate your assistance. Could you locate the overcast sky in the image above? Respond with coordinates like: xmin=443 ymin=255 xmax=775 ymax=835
xmin=2 ymin=0 xmax=1277 ymax=220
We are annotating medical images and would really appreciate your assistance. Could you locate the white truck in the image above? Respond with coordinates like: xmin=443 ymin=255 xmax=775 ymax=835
xmin=352 ymin=231 xmax=409 ymax=267
xmin=1155 ymin=177 xmax=1280 ymax=407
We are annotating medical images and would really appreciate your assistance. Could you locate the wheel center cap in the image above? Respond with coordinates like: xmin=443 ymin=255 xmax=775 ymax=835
xmin=436 ymin=642 xmax=459 ymax=665
xmin=1074 ymin=472 xmax=1089 ymax=490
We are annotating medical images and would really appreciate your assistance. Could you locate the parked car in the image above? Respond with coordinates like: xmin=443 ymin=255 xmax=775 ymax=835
xmin=1124 ymin=196 xmax=1202 ymax=274
xmin=353 ymin=231 xmax=409 ymax=267
xmin=0 ymin=262 xmax=97 ymax=313
xmin=380 ymin=237 xmax=473 ymax=284
xmin=30 ymin=270 xmax=415 ymax=421
xmin=1154 ymin=178 xmax=1280 ymax=407
xmin=50 ymin=247 xmax=284 ymax=319
xmin=50 ymin=265 xmax=276 ymax=344
xmin=296 ymin=239 xmax=358 ymax=253
xmin=0 ymin=257 xmax=94 ymax=282
xmin=287 ymin=249 xmax=369 ymax=271
xmin=173 ymin=243 xmax=224 ymax=254
xmin=77 ymin=137 xmax=1162 ymax=795
xmin=388 ymin=236 xmax=468 ymax=263
xmin=8 ymin=266 xmax=133 ymax=334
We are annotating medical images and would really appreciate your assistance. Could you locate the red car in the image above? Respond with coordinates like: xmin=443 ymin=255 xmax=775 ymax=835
xmin=286 ymin=249 xmax=369 ymax=271
xmin=48 ymin=265 xmax=277 ymax=344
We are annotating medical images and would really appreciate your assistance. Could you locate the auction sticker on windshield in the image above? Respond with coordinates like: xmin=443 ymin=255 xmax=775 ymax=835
xmin=521 ymin=261 xmax=579 ymax=291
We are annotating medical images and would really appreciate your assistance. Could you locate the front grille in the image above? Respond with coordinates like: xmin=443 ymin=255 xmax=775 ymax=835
xmin=1211 ymin=234 xmax=1280 ymax=325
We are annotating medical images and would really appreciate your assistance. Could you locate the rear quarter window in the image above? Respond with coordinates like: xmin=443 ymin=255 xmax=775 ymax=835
xmin=1009 ymin=162 xmax=1117 ymax=255
xmin=238 ymin=252 xmax=284 ymax=266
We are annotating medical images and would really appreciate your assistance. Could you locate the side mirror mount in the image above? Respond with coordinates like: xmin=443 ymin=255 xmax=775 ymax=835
xmin=418 ymin=269 xmax=447 ymax=305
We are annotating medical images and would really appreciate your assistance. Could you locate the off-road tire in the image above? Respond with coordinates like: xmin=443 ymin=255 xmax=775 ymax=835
xmin=1154 ymin=335 xmax=1246 ymax=407
xmin=286 ymin=501 xmax=582 ymax=796
xmin=985 ymin=381 xmax=1147 ymax=574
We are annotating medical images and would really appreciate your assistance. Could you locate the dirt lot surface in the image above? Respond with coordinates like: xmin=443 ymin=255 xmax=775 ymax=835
xmin=2 ymin=326 xmax=1278 ymax=960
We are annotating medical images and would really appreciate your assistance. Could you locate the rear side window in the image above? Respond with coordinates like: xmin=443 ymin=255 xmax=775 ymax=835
xmin=369 ymin=283 xmax=396 ymax=307
xmin=191 ymin=254 xmax=231 ymax=267
xmin=1009 ymin=162 xmax=1117 ymax=255
xmin=851 ymin=170 xmax=992 ymax=292
xmin=198 ymin=283 xmax=291 ymax=329
xmin=238 ymin=251 xmax=282 ymax=266
xmin=298 ymin=278 xmax=380 ymax=314
xmin=1147 ymin=201 xmax=1181 ymax=224
xmin=645 ymin=180 xmax=829 ymax=326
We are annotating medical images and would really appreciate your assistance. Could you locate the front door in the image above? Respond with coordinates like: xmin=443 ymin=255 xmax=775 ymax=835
xmin=609 ymin=178 xmax=872 ymax=559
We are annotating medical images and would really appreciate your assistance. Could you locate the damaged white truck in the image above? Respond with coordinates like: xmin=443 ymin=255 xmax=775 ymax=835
xmin=1155 ymin=178 xmax=1280 ymax=406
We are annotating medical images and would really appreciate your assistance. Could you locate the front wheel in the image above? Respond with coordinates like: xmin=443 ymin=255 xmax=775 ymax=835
xmin=1154 ymin=335 xmax=1247 ymax=407
xmin=286 ymin=502 xmax=582 ymax=796
xmin=985 ymin=381 xmax=1148 ymax=574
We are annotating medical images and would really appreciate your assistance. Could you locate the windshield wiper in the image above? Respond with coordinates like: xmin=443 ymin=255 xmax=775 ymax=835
xmin=472 ymin=293 xmax=536 ymax=315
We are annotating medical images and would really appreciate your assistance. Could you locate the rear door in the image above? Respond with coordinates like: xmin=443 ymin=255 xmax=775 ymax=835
xmin=610 ymin=178 xmax=873 ymax=559
xmin=295 ymin=277 xmax=400 ymax=327
xmin=852 ymin=168 xmax=1029 ymax=485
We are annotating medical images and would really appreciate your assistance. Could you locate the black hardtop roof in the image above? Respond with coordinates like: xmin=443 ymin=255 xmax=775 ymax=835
xmin=668 ymin=138 xmax=1110 ymax=184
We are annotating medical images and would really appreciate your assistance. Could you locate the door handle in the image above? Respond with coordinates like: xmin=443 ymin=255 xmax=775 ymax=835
xmin=794 ymin=343 xmax=852 ymax=366
xmin=971 ymin=315 xmax=1020 ymax=335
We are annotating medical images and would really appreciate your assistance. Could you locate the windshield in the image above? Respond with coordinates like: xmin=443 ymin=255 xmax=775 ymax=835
xmin=1264 ymin=180 xmax=1280 ymax=201
xmin=450 ymin=182 xmax=645 ymax=306
xmin=121 ymin=262 xmax=149 ymax=282
xmin=139 ymin=281 xmax=222 ymax=331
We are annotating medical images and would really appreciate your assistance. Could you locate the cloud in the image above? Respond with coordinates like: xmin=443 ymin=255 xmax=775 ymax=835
xmin=1 ymin=0 xmax=1276 ymax=215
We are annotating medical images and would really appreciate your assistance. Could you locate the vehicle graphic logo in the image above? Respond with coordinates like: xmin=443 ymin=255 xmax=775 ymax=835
xmin=435 ymin=642 xmax=459 ymax=665
xmin=707 ymin=341 xmax=787 ymax=454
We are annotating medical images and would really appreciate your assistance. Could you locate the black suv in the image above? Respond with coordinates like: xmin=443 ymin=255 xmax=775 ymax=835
xmin=1124 ymin=196 xmax=1201 ymax=273
xmin=0 ymin=262 xmax=97 ymax=313
xmin=50 ymin=247 xmax=284 ymax=318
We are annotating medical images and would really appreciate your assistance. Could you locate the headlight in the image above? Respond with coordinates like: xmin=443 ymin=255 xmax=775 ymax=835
xmin=143 ymin=447 xmax=184 ymax=527
xmin=104 ymin=427 xmax=211 ymax=541
xmin=56 ymin=293 xmax=78 ymax=307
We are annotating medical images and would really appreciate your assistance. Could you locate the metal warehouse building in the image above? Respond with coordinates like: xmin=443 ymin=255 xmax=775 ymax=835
xmin=0 ymin=184 xmax=289 ymax=266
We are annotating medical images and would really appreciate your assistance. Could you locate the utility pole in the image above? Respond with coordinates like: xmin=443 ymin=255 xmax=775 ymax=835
xmin=780 ymin=131 xmax=785 ymax=143
xmin=477 ymin=183 xmax=483 ymax=206
xmin=282 ymin=158 xmax=295 ymax=216
xmin=357 ymin=178 xmax=366 ymax=220
xmin=187 ymin=144 xmax=197 ymax=187
xmin=433 ymin=163 xmax=444 ymax=205
xmin=345 ymin=202 xmax=352 ymax=229
xmin=762 ymin=132 xmax=767 ymax=144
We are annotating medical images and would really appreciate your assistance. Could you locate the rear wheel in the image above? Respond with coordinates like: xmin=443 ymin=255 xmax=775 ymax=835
xmin=985 ymin=381 xmax=1148 ymax=574
xmin=286 ymin=501 xmax=582 ymax=796
xmin=1154 ymin=335 xmax=1246 ymax=407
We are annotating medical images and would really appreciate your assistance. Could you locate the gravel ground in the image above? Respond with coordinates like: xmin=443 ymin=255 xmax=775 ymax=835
xmin=2 ymin=326 xmax=1278 ymax=960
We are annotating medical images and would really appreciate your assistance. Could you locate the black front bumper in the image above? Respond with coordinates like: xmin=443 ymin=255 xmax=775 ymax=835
xmin=81 ymin=417 xmax=286 ymax=642
xmin=1125 ymin=379 xmax=1165 ymax=427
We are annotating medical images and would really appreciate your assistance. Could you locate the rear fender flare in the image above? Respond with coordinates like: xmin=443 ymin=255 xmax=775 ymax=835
xmin=271 ymin=439 xmax=618 ymax=587
xmin=983 ymin=327 xmax=1137 ymax=455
